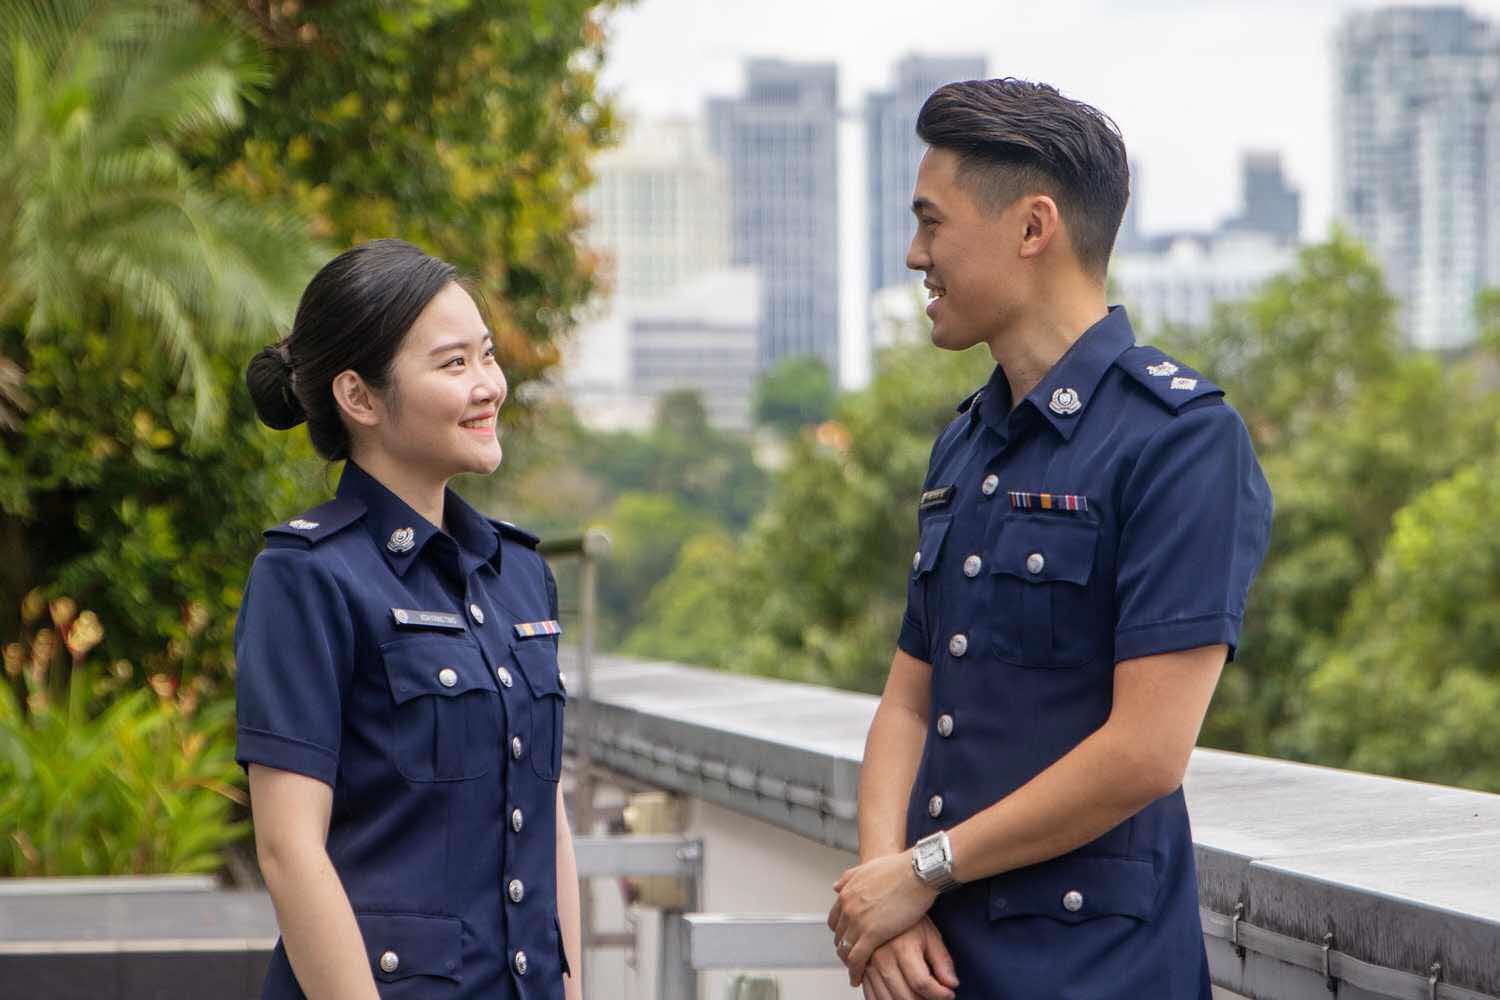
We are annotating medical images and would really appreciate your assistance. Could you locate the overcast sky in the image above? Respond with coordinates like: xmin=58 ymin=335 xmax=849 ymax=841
xmin=594 ymin=0 xmax=1500 ymax=384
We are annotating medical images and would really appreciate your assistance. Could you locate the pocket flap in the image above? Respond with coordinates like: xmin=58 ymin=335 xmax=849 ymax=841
xmin=988 ymin=855 xmax=1155 ymax=924
xmin=989 ymin=515 xmax=1098 ymax=586
xmin=512 ymin=639 xmax=565 ymax=700
xmin=357 ymin=911 xmax=462 ymax=984
xmin=381 ymin=635 xmax=491 ymax=706
xmin=913 ymin=515 xmax=952 ymax=577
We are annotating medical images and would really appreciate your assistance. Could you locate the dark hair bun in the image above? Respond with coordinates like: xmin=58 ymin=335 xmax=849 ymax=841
xmin=245 ymin=343 xmax=306 ymax=430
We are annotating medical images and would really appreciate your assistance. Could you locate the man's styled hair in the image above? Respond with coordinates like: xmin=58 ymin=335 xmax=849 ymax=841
xmin=916 ymin=78 xmax=1130 ymax=279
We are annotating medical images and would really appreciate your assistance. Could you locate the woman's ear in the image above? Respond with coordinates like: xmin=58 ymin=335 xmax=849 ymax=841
xmin=331 ymin=370 xmax=383 ymax=429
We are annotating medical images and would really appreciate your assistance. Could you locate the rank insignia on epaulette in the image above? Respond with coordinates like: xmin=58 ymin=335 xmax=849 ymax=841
xmin=1009 ymin=491 xmax=1089 ymax=512
xmin=1146 ymin=361 xmax=1179 ymax=377
xmin=919 ymin=485 xmax=955 ymax=510
xmin=514 ymin=620 xmax=562 ymax=638
xmin=1170 ymin=377 xmax=1199 ymax=391
xmin=288 ymin=519 xmax=319 ymax=530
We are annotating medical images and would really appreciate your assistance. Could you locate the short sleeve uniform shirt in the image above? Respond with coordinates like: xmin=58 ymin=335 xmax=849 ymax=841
xmin=899 ymin=307 xmax=1273 ymax=999
xmin=235 ymin=461 xmax=568 ymax=999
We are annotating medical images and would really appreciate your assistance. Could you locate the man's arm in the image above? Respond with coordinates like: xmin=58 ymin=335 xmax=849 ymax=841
xmin=857 ymin=648 xmax=933 ymax=861
xmin=947 ymin=644 xmax=1224 ymax=881
xmin=835 ymin=650 xmax=961 ymax=1000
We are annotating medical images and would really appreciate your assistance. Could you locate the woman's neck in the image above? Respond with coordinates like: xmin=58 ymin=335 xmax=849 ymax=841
xmin=349 ymin=449 xmax=448 ymax=530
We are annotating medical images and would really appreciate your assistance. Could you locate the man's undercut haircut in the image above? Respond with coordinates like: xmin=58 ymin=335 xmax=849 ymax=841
xmin=916 ymin=78 xmax=1130 ymax=279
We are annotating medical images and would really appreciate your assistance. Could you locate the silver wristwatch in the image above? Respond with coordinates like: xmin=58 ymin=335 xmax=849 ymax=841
xmin=911 ymin=830 xmax=960 ymax=892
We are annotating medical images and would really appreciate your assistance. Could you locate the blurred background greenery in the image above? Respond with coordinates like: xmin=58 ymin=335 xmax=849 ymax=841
xmin=2 ymin=0 xmax=1498 ymax=881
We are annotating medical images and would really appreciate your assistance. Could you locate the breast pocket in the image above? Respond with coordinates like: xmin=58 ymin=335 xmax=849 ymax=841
xmin=912 ymin=514 xmax=952 ymax=580
xmin=989 ymin=515 xmax=1101 ymax=668
xmin=381 ymin=634 xmax=499 ymax=782
xmin=511 ymin=639 xmax=567 ymax=782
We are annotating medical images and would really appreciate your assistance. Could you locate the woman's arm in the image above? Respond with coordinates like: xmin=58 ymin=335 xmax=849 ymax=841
xmin=249 ymin=764 xmax=380 ymax=1000
xmin=555 ymin=783 xmax=583 ymax=1000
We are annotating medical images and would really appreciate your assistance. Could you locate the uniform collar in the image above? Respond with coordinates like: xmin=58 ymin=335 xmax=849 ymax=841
xmin=336 ymin=462 xmax=502 ymax=577
xmin=974 ymin=305 xmax=1137 ymax=442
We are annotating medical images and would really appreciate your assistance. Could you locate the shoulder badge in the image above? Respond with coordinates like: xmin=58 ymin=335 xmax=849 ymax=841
xmin=1116 ymin=346 xmax=1224 ymax=414
xmin=490 ymin=517 xmax=541 ymax=550
xmin=264 ymin=498 xmax=366 ymax=547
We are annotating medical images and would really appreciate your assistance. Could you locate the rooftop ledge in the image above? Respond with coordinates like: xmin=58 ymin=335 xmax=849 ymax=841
xmin=570 ymin=653 xmax=1500 ymax=998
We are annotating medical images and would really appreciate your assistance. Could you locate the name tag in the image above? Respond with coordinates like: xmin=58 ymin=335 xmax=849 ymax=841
xmin=391 ymin=608 xmax=465 ymax=631
xmin=514 ymin=620 xmax=562 ymax=638
xmin=919 ymin=485 xmax=955 ymax=511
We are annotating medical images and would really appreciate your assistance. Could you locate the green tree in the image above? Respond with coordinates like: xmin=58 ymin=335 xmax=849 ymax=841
xmin=0 ymin=0 xmax=319 ymax=431
xmin=1172 ymin=233 xmax=1500 ymax=755
xmin=0 ymin=0 xmax=323 ymax=662
xmin=627 ymin=338 xmax=993 ymax=691
xmin=753 ymin=355 xmax=836 ymax=433
xmin=201 ymin=0 xmax=621 ymax=388
xmin=594 ymin=492 xmax=718 ymax=647
xmin=1286 ymin=444 xmax=1500 ymax=791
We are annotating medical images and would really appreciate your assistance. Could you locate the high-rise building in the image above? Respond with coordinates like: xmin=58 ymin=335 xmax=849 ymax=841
xmin=708 ymin=60 xmax=841 ymax=379
xmin=1224 ymin=152 xmax=1300 ymax=243
xmin=1335 ymin=7 xmax=1500 ymax=349
xmin=580 ymin=118 xmax=730 ymax=302
xmin=564 ymin=117 xmax=744 ymax=430
xmin=1111 ymin=150 xmax=1302 ymax=336
xmin=864 ymin=54 xmax=988 ymax=296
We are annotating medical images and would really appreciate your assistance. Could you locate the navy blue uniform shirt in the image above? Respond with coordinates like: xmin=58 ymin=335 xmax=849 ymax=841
xmin=235 ymin=461 xmax=568 ymax=999
xmin=900 ymin=307 xmax=1272 ymax=999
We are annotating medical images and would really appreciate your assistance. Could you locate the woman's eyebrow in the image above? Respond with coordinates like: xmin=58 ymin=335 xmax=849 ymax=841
xmin=427 ymin=331 xmax=494 ymax=356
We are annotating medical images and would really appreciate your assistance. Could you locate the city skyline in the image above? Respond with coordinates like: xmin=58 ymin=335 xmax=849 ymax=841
xmin=598 ymin=0 xmax=1500 ymax=239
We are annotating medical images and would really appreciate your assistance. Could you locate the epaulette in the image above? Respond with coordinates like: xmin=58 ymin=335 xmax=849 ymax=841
xmin=1115 ymin=345 xmax=1224 ymax=414
xmin=956 ymin=386 xmax=984 ymax=414
xmin=264 ymin=497 xmax=366 ymax=547
xmin=489 ymin=518 xmax=540 ymax=549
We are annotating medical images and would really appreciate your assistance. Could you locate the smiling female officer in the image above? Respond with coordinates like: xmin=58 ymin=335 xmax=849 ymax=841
xmin=828 ymin=81 xmax=1272 ymax=1000
xmin=239 ymin=239 xmax=581 ymax=1000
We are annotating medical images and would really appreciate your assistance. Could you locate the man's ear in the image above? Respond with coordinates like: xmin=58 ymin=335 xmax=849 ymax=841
xmin=1017 ymin=194 xmax=1062 ymax=261
xmin=332 ymin=370 xmax=382 ymax=429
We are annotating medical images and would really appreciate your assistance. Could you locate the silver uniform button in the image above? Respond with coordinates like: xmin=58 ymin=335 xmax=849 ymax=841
xmin=437 ymin=667 xmax=458 ymax=688
xmin=379 ymin=950 xmax=400 ymax=974
xmin=508 ymin=878 xmax=525 ymax=903
xmin=912 ymin=550 xmax=922 ymax=571
xmin=1063 ymin=890 xmax=1084 ymax=913
xmin=963 ymin=554 xmax=982 ymax=577
xmin=1026 ymin=552 xmax=1046 ymax=575
xmin=496 ymin=666 xmax=514 ymax=688
xmin=948 ymin=633 xmax=968 ymax=658
xmin=928 ymin=794 xmax=944 ymax=818
xmin=469 ymin=602 xmax=485 ymax=625
xmin=981 ymin=474 xmax=1000 ymax=496
xmin=513 ymin=950 xmax=529 ymax=975
xmin=937 ymin=714 xmax=954 ymax=738
xmin=511 ymin=735 xmax=524 ymax=759
xmin=511 ymin=808 xmax=524 ymax=832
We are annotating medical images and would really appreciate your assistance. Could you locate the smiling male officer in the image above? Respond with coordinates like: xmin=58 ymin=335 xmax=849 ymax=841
xmin=826 ymin=79 xmax=1273 ymax=1000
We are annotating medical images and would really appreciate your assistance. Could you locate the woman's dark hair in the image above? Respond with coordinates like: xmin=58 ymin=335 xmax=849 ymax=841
xmin=246 ymin=239 xmax=458 ymax=460
xmin=915 ymin=78 xmax=1130 ymax=279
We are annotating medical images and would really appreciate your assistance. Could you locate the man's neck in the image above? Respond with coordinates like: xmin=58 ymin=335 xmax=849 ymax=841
xmin=988 ymin=286 xmax=1109 ymax=410
xmin=350 ymin=449 xmax=448 ymax=530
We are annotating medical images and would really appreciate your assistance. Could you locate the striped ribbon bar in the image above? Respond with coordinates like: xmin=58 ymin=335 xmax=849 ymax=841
xmin=513 ymin=619 xmax=563 ymax=638
xmin=1008 ymin=491 xmax=1089 ymax=512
